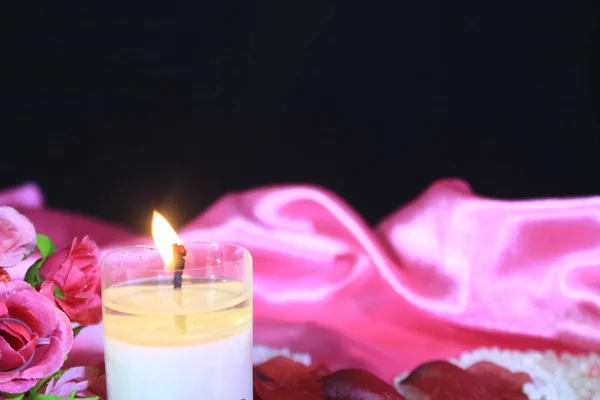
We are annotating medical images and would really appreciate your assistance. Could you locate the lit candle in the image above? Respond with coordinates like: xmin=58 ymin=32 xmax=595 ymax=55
xmin=101 ymin=212 xmax=253 ymax=400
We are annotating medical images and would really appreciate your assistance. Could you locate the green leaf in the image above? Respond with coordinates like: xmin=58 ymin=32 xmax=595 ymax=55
xmin=53 ymin=286 xmax=66 ymax=300
xmin=31 ymin=395 xmax=98 ymax=400
xmin=1 ymin=393 xmax=25 ymax=400
xmin=31 ymin=395 xmax=71 ymax=400
xmin=72 ymin=325 xmax=86 ymax=337
xmin=29 ymin=376 xmax=52 ymax=394
xmin=28 ymin=369 xmax=65 ymax=395
xmin=36 ymin=234 xmax=55 ymax=258
xmin=24 ymin=259 xmax=44 ymax=287
xmin=24 ymin=235 xmax=57 ymax=289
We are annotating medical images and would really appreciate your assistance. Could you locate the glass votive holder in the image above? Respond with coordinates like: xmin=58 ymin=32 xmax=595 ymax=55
xmin=101 ymin=242 xmax=253 ymax=400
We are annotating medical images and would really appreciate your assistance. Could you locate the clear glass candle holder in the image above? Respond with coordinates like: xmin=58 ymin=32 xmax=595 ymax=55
xmin=101 ymin=242 xmax=253 ymax=400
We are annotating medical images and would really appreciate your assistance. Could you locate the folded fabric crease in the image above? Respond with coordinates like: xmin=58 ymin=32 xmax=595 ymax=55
xmin=2 ymin=179 xmax=599 ymax=382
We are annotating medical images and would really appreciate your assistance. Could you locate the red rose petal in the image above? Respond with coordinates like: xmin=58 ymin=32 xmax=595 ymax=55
xmin=254 ymin=369 xmax=325 ymax=400
xmin=321 ymin=369 xmax=406 ymax=400
xmin=0 ymin=302 xmax=8 ymax=316
xmin=256 ymin=356 xmax=313 ymax=383
xmin=398 ymin=361 xmax=530 ymax=400
xmin=0 ymin=335 xmax=25 ymax=372
xmin=467 ymin=361 xmax=533 ymax=392
xmin=310 ymin=363 xmax=332 ymax=378
xmin=255 ymin=356 xmax=329 ymax=393
xmin=1 ymin=319 xmax=33 ymax=345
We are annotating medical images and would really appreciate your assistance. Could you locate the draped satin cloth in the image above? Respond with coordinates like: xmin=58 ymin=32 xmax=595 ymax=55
xmin=2 ymin=180 xmax=599 ymax=383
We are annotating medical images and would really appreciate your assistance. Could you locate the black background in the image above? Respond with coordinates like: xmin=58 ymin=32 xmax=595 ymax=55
xmin=3 ymin=2 xmax=600 ymax=232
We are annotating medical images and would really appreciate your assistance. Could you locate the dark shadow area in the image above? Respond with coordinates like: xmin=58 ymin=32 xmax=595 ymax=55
xmin=3 ymin=1 xmax=599 ymax=231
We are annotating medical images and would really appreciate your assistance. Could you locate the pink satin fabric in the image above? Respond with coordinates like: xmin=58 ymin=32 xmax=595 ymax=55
xmin=2 ymin=179 xmax=599 ymax=382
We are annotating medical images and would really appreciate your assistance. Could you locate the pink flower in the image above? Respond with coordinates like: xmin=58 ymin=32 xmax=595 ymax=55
xmin=39 ymin=237 xmax=102 ymax=325
xmin=0 ymin=281 xmax=73 ymax=393
xmin=0 ymin=206 xmax=36 ymax=268
xmin=41 ymin=366 xmax=105 ymax=399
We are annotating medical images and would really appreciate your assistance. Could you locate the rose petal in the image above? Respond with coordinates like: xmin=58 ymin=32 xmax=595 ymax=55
xmin=51 ymin=380 xmax=91 ymax=397
xmin=58 ymin=293 xmax=102 ymax=325
xmin=39 ymin=281 xmax=56 ymax=303
xmin=0 ymin=207 xmax=36 ymax=268
xmin=0 ymin=373 xmax=17 ymax=385
xmin=256 ymin=356 xmax=327 ymax=392
xmin=254 ymin=370 xmax=325 ymax=400
xmin=0 ymin=335 xmax=25 ymax=372
xmin=45 ymin=366 xmax=104 ymax=398
xmin=88 ymin=372 xmax=107 ymax=399
xmin=321 ymin=369 xmax=405 ymax=400
xmin=55 ymin=366 xmax=98 ymax=388
xmin=0 ymin=378 xmax=38 ymax=393
xmin=467 ymin=361 xmax=533 ymax=392
xmin=0 ymin=301 xmax=8 ymax=316
xmin=37 ymin=237 xmax=102 ymax=325
xmin=16 ymin=333 xmax=37 ymax=369
xmin=0 ymin=282 xmax=72 ymax=394
xmin=20 ymin=308 xmax=73 ymax=378
xmin=38 ymin=248 xmax=69 ymax=282
xmin=2 ymin=282 xmax=59 ymax=336
xmin=0 ymin=280 xmax=32 ymax=300
xmin=399 ymin=361 xmax=529 ymax=400
xmin=43 ymin=378 xmax=57 ymax=394
xmin=0 ymin=320 xmax=33 ymax=348
xmin=311 ymin=364 xmax=333 ymax=378
xmin=62 ymin=267 xmax=87 ymax=293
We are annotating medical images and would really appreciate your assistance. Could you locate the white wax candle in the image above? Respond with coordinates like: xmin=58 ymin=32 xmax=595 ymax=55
xmin=102 ymin=280 xmax=253 ymax=400
xmin=104 ymin=331 xmax=252 ymax=399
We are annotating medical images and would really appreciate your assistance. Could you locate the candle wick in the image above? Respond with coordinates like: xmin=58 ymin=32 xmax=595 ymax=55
xmin=172 ymin=243 xmax=188 ymax=335
xmin=172 ymin=243 xmax=187 ymax=290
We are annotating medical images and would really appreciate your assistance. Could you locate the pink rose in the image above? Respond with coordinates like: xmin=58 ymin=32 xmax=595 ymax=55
xmin=39 ymin=237 xmax=102 ymax=325
xmin=40 ymin=366 xmax=105 ymax=399
xmin=0 ymin=207 xmax=36 ymax=268
xmin=0 ymin=281 xmax=73 ymax=393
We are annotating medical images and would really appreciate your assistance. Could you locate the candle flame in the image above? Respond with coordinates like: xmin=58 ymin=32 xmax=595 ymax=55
xmin=151 ymin=211 xmax=183 ymax=268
